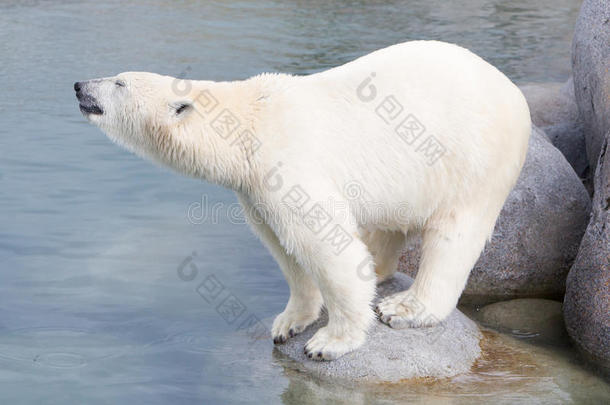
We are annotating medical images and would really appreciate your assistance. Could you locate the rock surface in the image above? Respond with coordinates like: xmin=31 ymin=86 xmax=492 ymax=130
xmin=476 ymin=298 xmax=567 ymax=346
xmin=274 ymin=273 xmax=482 ymax=382
xmin=264 ymin=329 xmax=610 ymax=403
xmin=572 ymin=0 xmax=610 ymax=172
xmin=564 ymin=137 xmax=610 ymax=377
xmin=399 ymin=127 xmax=591 ymax=304
xmin=222 ymin=325 xmax=610 ymax=402
xmin=520 ymin=79 xmax=588 ymax=177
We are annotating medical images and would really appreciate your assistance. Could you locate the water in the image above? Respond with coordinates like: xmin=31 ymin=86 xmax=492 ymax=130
xmin=1 ymin=0 xmax=608 ymax=403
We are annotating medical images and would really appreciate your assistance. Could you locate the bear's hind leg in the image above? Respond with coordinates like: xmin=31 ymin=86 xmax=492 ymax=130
xmin=376 ymin=206 xmax=493 ymax=328
xmin=361 ymin=229 xmax=406 ymax=284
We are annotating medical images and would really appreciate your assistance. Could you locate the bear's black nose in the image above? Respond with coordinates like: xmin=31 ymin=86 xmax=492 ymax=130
xmin=74 ymin=82 xmax=82 ymax=92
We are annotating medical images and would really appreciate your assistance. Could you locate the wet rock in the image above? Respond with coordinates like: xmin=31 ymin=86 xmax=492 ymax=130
xmin=227 ymin=321 xmax=610 ymax=402
xmin=572 ymin=0 xmax=610 ymax=172
xmin=399 ymin=127 xmax=591 ymax=304
xmin=475 ymin=298 xmax=568 ymax=346
xmin=564 ymin=138 xmax=610 ymax=378
xmin=520 ymin=79 xmax=588 ymax=177
xmin=274 ymin=273 xmax=482 ymax=382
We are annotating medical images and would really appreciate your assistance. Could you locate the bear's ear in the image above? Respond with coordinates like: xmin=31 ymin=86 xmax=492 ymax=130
xmin=169 ymin=101 xmax=193 ymax=117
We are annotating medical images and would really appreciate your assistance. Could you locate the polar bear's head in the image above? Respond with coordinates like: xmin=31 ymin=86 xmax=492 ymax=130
xmin=74 ymin=72 xmax=249 ymax=187
xmin=74 ymin=72 xmax=197 ymax=157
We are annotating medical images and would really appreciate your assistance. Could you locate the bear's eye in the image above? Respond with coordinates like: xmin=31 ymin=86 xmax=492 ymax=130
xmin=169 ymin=100 xmax=193 ymax=118
xmin=115 ymin=80 xmax=126 ymax=88
xmin=175 ymin=104 xmax=189 ymax=114
xmin=170 ymin=101 xmax=193 ymax=117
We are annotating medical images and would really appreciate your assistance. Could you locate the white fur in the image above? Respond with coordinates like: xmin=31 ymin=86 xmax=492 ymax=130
xmin=79 ymin=41 xmax=531 ymax=360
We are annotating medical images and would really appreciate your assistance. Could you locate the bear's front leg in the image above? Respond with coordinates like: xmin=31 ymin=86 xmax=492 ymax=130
xmin=237 ymin=193 xmax=323 ymax=344
xmin=273 ymin=219 xmax=376 ymax=361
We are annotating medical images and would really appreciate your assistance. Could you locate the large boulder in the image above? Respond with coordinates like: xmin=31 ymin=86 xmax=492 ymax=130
xmin=274 ymin=273 xmax=482 ymax=382
xmin=572 ymin=0 xmax=610 ymax=172
xmin=520 ymin=79 xmax=588 ymax=177
xmin=564 ymin=137 xmax=610 ymax=377
xmin=399 ymin=127 xmax=591 ymax=304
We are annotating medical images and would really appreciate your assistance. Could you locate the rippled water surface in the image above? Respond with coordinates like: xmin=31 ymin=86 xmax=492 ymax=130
xmin=1 ymin=0 xmax=608 ymax=403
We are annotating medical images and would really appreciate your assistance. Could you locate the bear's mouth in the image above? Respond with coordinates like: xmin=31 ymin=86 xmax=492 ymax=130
xmin=78 ymin=94 xmax=104 ymax=115
xmin=79 ymin=102 xmax=104 ymax=115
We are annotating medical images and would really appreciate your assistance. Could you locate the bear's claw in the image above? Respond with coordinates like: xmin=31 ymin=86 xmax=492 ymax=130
xmin=302 ymin=325 xmax=365 ymax=361
xmin=271 ymin=309 xmax=319 ymax=345
xmin=375 ymin=291 xmax=442 ymax=328
xmin=273 ymin=335 xmax=286 ymax=345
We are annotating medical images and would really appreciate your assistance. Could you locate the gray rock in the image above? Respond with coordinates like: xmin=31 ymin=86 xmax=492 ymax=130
xmin=399 ymin=127 xmax=591 ymax=304
xmin=564 ymin=136 xmax=610 ymax=377
xmin=476 ymin=298 xmax=568 ymax=346
xmin=520 ymin=79 xmax=588 ymax=177
xmin=546 ymin=120 xmax=589 ymax=184
xmin=572 ymin=0 xmax=610 ymax=172
xmin=269 ymin=328 xmax=610 ymax=403
xmin=274 ymin=273 xmax=482 ymax=382
xmin=225 ymin=315 xmax=610 ymax=402
xmin=520 ymin=80 xmax=578 ymax=128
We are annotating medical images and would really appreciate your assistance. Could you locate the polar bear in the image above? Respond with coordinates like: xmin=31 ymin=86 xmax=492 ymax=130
xmin=75 ymin=41 xmax=530 ymax=361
